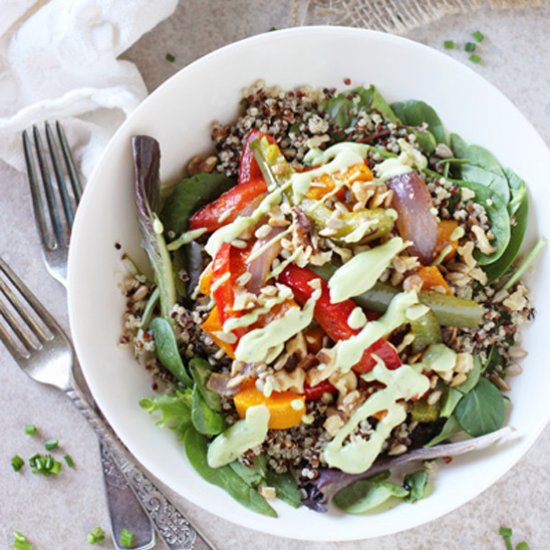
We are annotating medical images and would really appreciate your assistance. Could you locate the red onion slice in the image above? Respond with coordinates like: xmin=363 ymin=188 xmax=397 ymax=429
xmin=387 ymin=172 xmax=437 ymax=264
xmin=246 ymin=225 xmax=285 ymax=294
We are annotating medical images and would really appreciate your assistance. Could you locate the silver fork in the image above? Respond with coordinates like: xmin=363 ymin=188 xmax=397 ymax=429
xmin=0 ymin=257 xmax=215 ymax=550
xmin=21 ymin=123 xmax=213 ymax=549
xmin=22 ymin=121 xmax=155 ymax=550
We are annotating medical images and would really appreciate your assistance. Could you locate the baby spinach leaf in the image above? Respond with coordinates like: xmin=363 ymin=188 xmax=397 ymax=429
xmin=184 ymin=427 xmax=277 ymax=517
xmin=483 ymin=345 xmax=502 ymax=374
xmin=150 ymin=317 xmax=193 ymax=387
xmin=450 ymin=133 xmax=510 ymax=202
xmin=456 ymin=356 xmax=482 ymax=394
xmin=139 ymin=390 xmax=192 ymax=435
xmin=229 ymin=459 xmax=265 ymax=487
xmin=320 ymin=85 xmax=400 ymax=130
xmin=455 ymin=180 xmax=511 ymax=265
xmin=440 ymin=388 xmax=463 ymax=418
xmin=410 ymin=129 xmax=437 ymax=154
xmin=504 ymin=168 xmax=528 ymax=216
xmin=160 ymin=172 xmax=235 ymax=235
xmin=132 ymin=135 xmax=176 ymax=318
xmin=191 ymin=384 xmax=225 ymax=436
xmin=265 ymin=468 xmax=302 ymax=508
xmin=404 ymin=470 xmax=429 ymax=503
xmin=454 ymin=378 xmax=505 ymax=437
xmin=361 ymin=86 xmax=401 ymax=124
xmin=334 ymin=479 xmax=409 ymax=513
xmin=391 ymin=100 xmax=446 ymax=144
xmin=190 ymin=357 xmax=222 ymax=412
xmin=484 ymin=192 xmax=528 ymax=283
xmin=425 ymin=415 xmax=462 ymax=447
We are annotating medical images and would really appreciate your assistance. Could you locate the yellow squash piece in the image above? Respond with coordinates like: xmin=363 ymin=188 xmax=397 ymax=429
xmin=234 ymin=380 xmax=306 ymax=430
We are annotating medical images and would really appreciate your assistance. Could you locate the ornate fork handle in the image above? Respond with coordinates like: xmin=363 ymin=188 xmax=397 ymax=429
xmin=65 ymin=380 xmax=214 ymax=550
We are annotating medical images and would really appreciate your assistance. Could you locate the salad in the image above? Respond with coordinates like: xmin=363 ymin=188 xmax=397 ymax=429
xmin=121 ymin=81 xmax=544 ymax=516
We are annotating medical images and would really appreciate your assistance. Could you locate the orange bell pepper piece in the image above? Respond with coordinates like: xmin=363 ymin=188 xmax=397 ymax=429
xmin=234 ymin=380 xmax=306 ymax=430
xmin=305 ymin=163 xmax=373 ymax=200
xmin=435 ymin=220 xmax=460 ymax=262
xmin=416 ymin=266 xmax=451 ymax=295
xmin=198 ymin=263 xmax=213 ymax=295
xmin=200 ymin=306 xmax=236 ymax=359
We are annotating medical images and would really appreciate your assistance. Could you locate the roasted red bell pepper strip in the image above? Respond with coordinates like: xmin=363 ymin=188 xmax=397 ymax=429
xmin=238 ymin=129 xmax=275 ymax=184
xmin=189 ymin=130 xmax=276 ymax=233
xmin=304 ymin=380 xmax=338 ymax=401
xmin=188 ymin=177 xmax=267 ymax=233
xmin=278 ymin=264 xmax=401 ymax=373
xmin=211 ymin=242 xmax=248 ymax=324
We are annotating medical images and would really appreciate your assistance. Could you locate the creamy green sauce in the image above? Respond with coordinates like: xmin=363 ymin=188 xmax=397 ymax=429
xmin=291 ymin=143 xmax=369 ymax=202
xmin=205 ymin=186 xmax=286 ymax=256
xmin=329 ymin=237 xmax=404 ymax=303
xmin=246 ymin=226 xmax=293 ymax=262
xmin=422 ymin=343 xmax=457 ymax=373
xmin=347 ymin=307 xmax=367 ymax=329
xmin=167 ymin=228 xmax=207 ymax=251
xmin=223 ymin=286 xmax=293 ymax=331
xmin=323 ymin=360 xmax=430 ymax=474
xmin=334 ymin=291 xmax=419 ymax=373
xmin=268 ymin=248 xmax=302 ymax=280
xmin=374 ymin=158 xmax=412 ymax=180
xmin=405 ymin=303 xmax=430 ymax=321
xmin=374 ymin=139 xmax=427 ymax=181
xmin=207 ymin=405 xmax=270 ymax=468
xmin=234 ymin=287 xmax=321 ymax=362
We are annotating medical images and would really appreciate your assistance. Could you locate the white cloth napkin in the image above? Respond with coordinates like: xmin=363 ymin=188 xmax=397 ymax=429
xmin=0 ymin=0 xmax=178 ymax=179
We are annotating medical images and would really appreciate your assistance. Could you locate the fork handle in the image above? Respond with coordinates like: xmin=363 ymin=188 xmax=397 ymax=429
xmin=65 ymin=382 xmax=215 ymax=550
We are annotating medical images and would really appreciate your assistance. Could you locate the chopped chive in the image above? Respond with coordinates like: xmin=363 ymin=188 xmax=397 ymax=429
xmin=268 ymin=26 xmax=277 ymax=32
xmin=165 ymin=52 xmax=175 ymax=62
xmin=465 ymin=42 xmax=476 ymax=52
xmin=50 ymin=459 xmax=62 ymax=475
xmin=443 ymin=40 xmax=455 ymax=49
xmin=44 ymin=439 xmax=59 ymax=451
xmin=64 ymin=454 xmax=75 ymax=468
xmin=473 ymin=30 xmax=485 ymax=42
xmin=469 ymin=54 xmax=481 ymax=64
xmin=28 ymin=453 xmax=62 ymax=476
xmin=11 ymin=455 xmax=25 ymax=472
xmin=13 ymin=532 xmax=32 ymax=550
xmin=24 ymin=424 xmax=37 ymax=436
xmin=87 ymin=526 xmax=105 ymax=545
xmin=499 ymin=527 xmax=514 ymax=550
xmin=119 ymin=528 xmax=134 ymax=548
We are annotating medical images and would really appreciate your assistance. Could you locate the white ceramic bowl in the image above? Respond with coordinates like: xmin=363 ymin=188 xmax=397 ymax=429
xmin=68 ymin=27 xmax=550 ymax=541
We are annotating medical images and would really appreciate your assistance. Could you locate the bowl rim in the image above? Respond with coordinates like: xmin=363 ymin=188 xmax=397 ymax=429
xmin=68 ymin=25 xmax=550 ymax=541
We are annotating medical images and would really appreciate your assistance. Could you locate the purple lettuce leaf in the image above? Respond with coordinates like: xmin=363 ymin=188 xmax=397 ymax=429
xmin=302 ymin=426 xmax=514 ymax=511
xmin=132 ymin=135 xmax=176 ymax=318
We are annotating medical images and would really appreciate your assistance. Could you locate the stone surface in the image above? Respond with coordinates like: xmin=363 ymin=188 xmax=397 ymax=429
xmin=1 ymin=1 xmax=549 ymax=548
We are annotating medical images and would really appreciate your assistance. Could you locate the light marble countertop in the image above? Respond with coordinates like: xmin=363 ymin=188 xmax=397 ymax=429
xmin=1 ymin=1 xmax=550 ymax=548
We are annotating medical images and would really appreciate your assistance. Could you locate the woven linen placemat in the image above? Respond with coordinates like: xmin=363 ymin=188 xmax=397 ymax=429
xmin=292 ymin=0 xmax=545 ymax=33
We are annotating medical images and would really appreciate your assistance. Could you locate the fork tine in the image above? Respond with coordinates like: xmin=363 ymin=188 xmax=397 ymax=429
xmin=0 ymin=261 xmax=51 ymax=343
xmin=56 ymin=121 xmax=83 ymax=204
xmin=0 ymin=321 xmax=29 ymax=360
xmin=0 ymin=258 xmax=59 ymax=337
xmin=22 ymin=129 xmax=54 ymax=251
xmin=45 ymin=121 xmax=75 ymax=229
xmin=0 ymin=294 xmax=39 ymax=353
xmin=32 ymin=125 xmax=65 ymax=247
